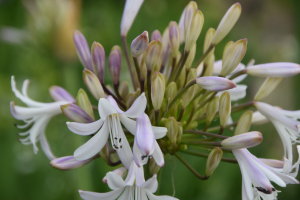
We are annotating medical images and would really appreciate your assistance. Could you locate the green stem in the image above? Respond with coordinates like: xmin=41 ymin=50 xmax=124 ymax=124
xmin=174 ymin=153 xmax=209 ymax=180
xmin=173 ymin=51 xmax=190 ymax=81
xmin=177 ymin=107 xmax=185 ymax=121
xmin=228 ymin=69 xmax=247 ymax=80
xmin=182 ymin=140 xmax=222 ymax=146
xmin=179 ymin=150 xmax=237 ymax=163
xmin=167 ymin=57 xmax=178 ymax=85
xmin=207 ymin=122 xmax=237 ymax=132
xmin=155 ymin=110 xmax=160 ymax=126
xmin=113 ymin=83 xmax=122 ymax=100
xmin=163 ymin=79 xmax=196 ymax=118
xmin=183 ymin=130 xmax=228 ymax=139
xmin=192 ymin=44 xmax=215 ymax=69
xmin=121 ymin=35 xmax=139 ymax=90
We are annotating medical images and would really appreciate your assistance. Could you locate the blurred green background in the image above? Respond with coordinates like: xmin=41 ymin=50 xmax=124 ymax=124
xmin=1 ymin=0 xmax=300 ymax=199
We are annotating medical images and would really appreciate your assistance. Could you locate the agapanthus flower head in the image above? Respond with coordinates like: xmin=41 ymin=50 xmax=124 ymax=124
xmin=10 ymin=76 xmax=75 ymax=159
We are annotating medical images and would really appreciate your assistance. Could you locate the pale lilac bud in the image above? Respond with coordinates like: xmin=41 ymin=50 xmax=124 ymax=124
xmin=168 ymin=21 xmax=180 ymax=57
xmin=50 ymin=156 xmax=95 ymax=171
xmin=196 ymin=76 xmax=236 ymax=91
xmin=185 ymin=9 xmax=204 ymax=52
xmin=91 ymin=42 xmax=105 ymax=83
xmin=151 ymin=30 xmax=162 ymax=41
xmin=121 ymin=0 xmax=145 ymax=36
xmin=221 ymin=131 xmax=263 ymax=149
xmin=184 ymin=1 xmax=198 ymax=38
xmin=246 ymin=62 xmax=300 ymax=77
xmin=108 ymin=46 xmax=122 ymax=85
xmin=73 ymin=30 xmax=93 ymax=71
xmin=145 ymin=40 xmax=162 ymax=71
xmin=83 ymin=69 xmax=105 ymax=100
xmin=131 ymin=31 xmax=149 ymax=57
xmin=102 ymin=167 xmax=127 ymax=184
xmin=49 ymin=86 xmax=75 ymax=103
xmin=61 ymin=103 xmax=93 ymax=123
xmin=76 ymin=89 xmax=95 ymax=121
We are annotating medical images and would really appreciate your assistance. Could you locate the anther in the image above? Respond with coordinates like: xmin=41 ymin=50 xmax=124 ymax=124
xmin=256 ymin=187 xmax=272 ymax=194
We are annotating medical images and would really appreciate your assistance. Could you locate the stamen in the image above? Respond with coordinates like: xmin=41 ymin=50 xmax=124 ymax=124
xmin=256 ymin=187 xmax=272 ymax=194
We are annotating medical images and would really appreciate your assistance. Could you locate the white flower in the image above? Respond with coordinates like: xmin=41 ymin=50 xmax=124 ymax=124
xmin=233 ymin=148 xmax=299 ymax=200
xmin=255 ymin=102 xmax=300 ymax=162
xmin=67 ymin=93 xmax=147 ymax=169
xmin=10 ymin=76 xmax=74 ymax=160
xmin=79 ymin=161 xmax=178 ymax=200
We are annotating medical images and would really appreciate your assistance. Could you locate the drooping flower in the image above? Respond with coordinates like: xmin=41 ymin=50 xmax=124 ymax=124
xmin=10 ymin=76 xmax=75 ymax=159
xmin=79 ymin=161 xmax=179 ymax=200
xmin=255 ymin=102 xmax=300 ymax=162
xmin=233 ymin=148 xmax=299 ymax=200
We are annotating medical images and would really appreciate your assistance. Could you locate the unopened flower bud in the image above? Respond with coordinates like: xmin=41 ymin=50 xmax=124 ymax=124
xmin=126 ymin=92 xmax=137 ymax=108
xmin=254 ymin=77 xmax=283 ymax=101
xmin=185 ymin=44 xmax=196 ymax=70
xmin=182 ymin=69 xmax=198 ymax=108
xmin=184 ymin=1 xmax=198 ymax=38
xmin=219 ymin=92 xmax=231 ymax=127
xmin=203 ymin=28 xmax=216 ymax=52
xmin=83 ymin=69 xmax=105 ymax=100
xmin=178 ymin=6 xmax=186 ymax=44
xmin=108 ymin=46 xmax=122 ymax=85
xmin=246 ymin=62 xmax=300 ymax=77
xmin=76 ymin=89 xmax=95 ymax=121
xmin=169 ymin=21 xmax=180 ymax=58
xmin=203 ymin=54 xmax=215 ymax=77
xmin=177 ymin=122 xmax=183 ymax=144
xmin=91 ymin=42 xmax=105 ymax=83
xmin=220 ymin=39 xmax=247 ymax=77
xmin=206 ymin=96 xmax=219 ymax=124
xmin=221 ymin=131 xmax=263 ymax=149
xmin=49 ymin=86 xmax=75 ymax=103
xmin=73 ymin=30 xmax=93 ymax=71
xmin=151 ymin=72 xmax=166 ymax=110
xmin=50 ymin=155 xmax=95 ymax=171
xmin=206 ymin=147 xmax=223 ymax=176
xmin=165 ymin=82 xmax=177 ymax=101
xmin=212 ymin=3 xmax=242 ymax=45
xmin=185 ymin=9 xmax=204 ymax=52
xmin=151 ymin=30 xmax=162 ymax=41
xmin=102 ymin=167 xmax=127 ymax=184
xmin=131 ymin=31 xmax=149 ymax=57
xmin=161 ymin=27 xmax=171 ymax=67
xmin=166 ymin=117 xmax=178 ymax=144
xmin=118 ymin=81 xmax=129 ymax=100
xmin=61 ymin=103 xmax=93 ymax=123
xmin=251 ymin=111 xmax=268 ymax=125
xmin=222 ymin=41 xmax=234 ymax=64
xmin=234 ymin=110 xmax=253 ymax=135
xmin=196 ymin=76 xmax=236 ymax=91
xmin=145 ymin=40 xmax=162 ymax=71
xmin=149 ymin=157 xmax=161 ymax=175
xmin=121 ymin=0 xmax=144 ymax=36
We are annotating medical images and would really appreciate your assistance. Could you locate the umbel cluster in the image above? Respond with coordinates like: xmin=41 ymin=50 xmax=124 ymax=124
xmin=10 ymin=0 xmax=300 ymax=199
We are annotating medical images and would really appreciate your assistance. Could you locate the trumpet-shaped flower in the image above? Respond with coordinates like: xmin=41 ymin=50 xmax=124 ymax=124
xmin=233 ymin=148 xmax=299 ymax=200
xmin=255 ymin=102 xmax=300 ymax=162
xmin=10 ymin=76 xmax=75 ymax=159
xmin=79 ymin=161 xmax=178 ymax=200
xmin=67 ymin=93 xmax=147 ymax=169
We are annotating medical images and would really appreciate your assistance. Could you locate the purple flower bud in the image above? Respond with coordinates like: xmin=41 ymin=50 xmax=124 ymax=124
xmin=50 ymin=155 xmax=95 ymax=170
xmin=196 ymin=76 xmax=236 ymax=91
xmin=151 ymin=30 xmax=162 ymax=41
xmin=73 ymin=30 xmax=93 ymax=71
xmin=91 ymin=42 xmax=105 ymax=83
xmin=131 ymin=31 xmax=149 ymax=57
xmin=49 ymin=86 xmax=75 ymax=103
xmin=61 ymin=103 xmax=93 ymax=123
xmin=221 ymin=131 xmax=263 ymax=149
xmin=108 ymin=46 xmax=122 ymax=85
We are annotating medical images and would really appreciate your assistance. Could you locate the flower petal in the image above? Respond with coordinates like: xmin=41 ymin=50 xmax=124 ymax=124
xmin=67 ymin=119 xmax=104 ymax=135
xmin=106 ymin=95 xmax=124 ymax=113
xmin=139 ymin=174 xmax=158 ymax=193
xmin=106 ymin=172 xmax=127 ymax=190
xmin=61 ymin=103 xmax=93 ymax=123
xmin=124 ymin=161 xmax=137 ymax=185
xmin=152 ymin=126 xmax=167 ymax=139
xmin=98 ymin=98 xmax=117 ymax=120
xmin=39 ymin=132 xmax=56 ymax=160
xmin=123 ymin=93 xmax=147 ymax=118
xmin=133 ymin=139 xmax=148 ymax=167
xmin=74 ymin=121 xmax=109 ymax=161
xmin=152 ymin=141 xmax=164 ymax=167
xmin=119 ymin=114 xmax=136 ymax=134
xmin=117 ymin=187 xmax=132 ymax=200
xmin=136 ymin=113 xmax=155 ymax=155
xmin=78 ymin=188 xmax=124 ymax=200
xmin=146 ymin=191 xmax=179 ymax=200
xmin=49 ymin=86 xmax=75 ymax=103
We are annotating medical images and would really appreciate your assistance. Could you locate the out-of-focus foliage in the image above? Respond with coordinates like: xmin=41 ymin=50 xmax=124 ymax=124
xmin=1 ymin=0 xmax=300 ymax=199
